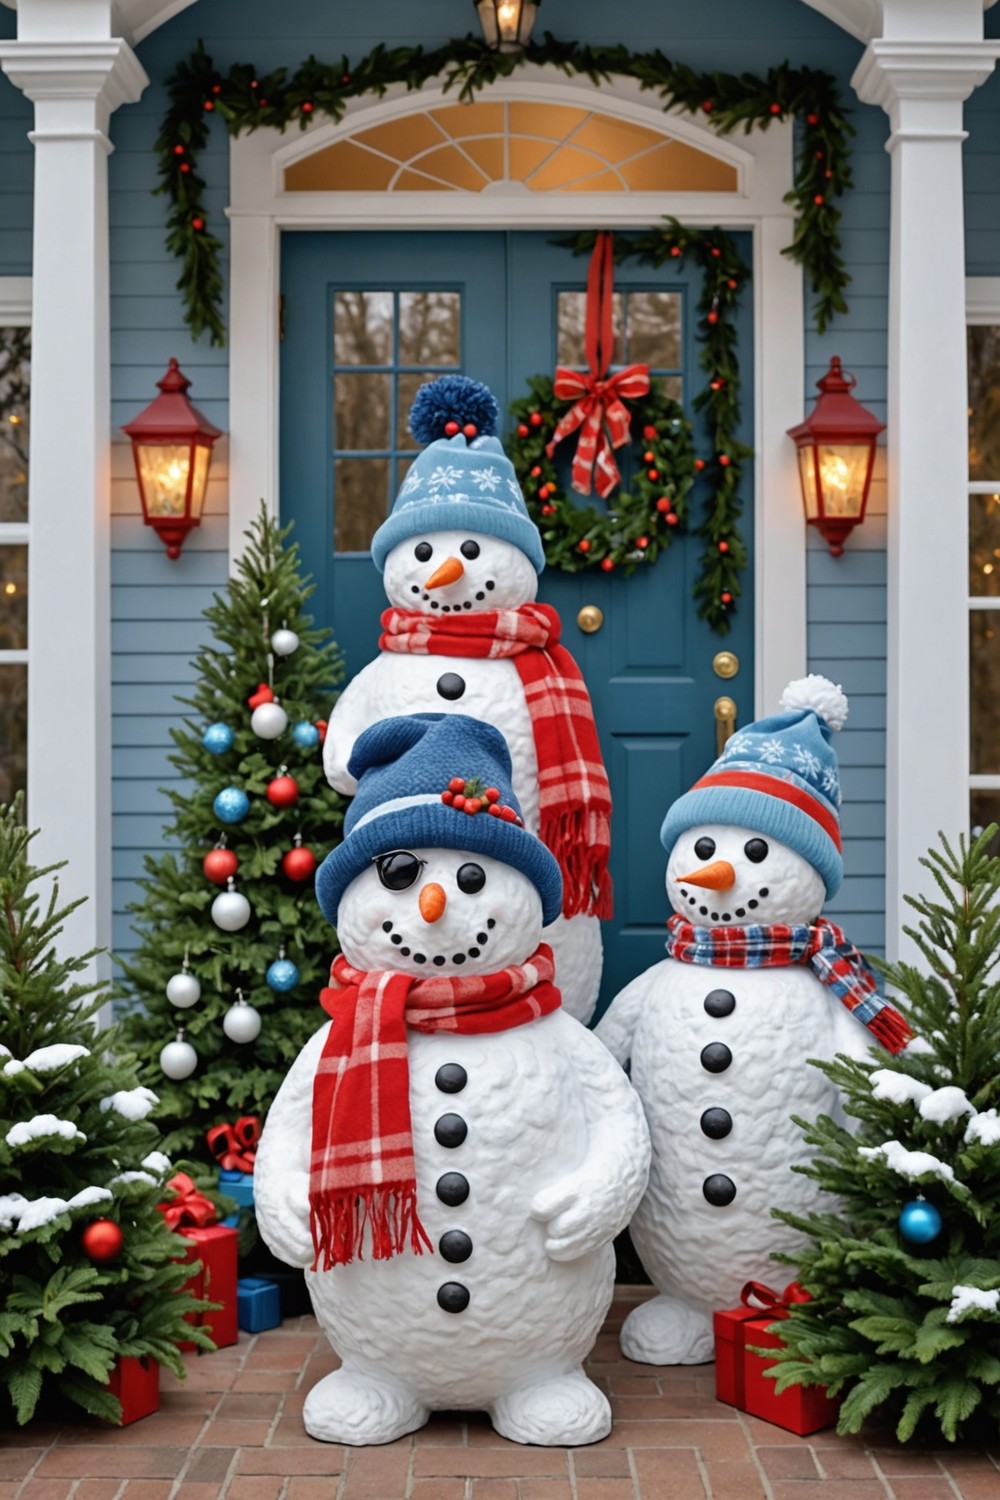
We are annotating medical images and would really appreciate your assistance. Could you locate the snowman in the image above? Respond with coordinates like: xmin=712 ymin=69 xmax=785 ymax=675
xmin=323 ymin=376 xmax=611 ymax=1025
xmin=595 ymin=676 xmax=911 ymax=1366
xmin=254 ymin=713 xmax=649 ymax=1446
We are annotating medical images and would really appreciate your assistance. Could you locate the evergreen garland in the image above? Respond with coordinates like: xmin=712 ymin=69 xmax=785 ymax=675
xmin=157 ymin=38 xmax=853 ymax=346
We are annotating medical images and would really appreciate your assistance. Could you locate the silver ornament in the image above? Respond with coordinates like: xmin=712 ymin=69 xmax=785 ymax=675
xmin=251 ymin=700 xmax=288 ymax=739
xmin=271 ymin=627 xmax=300 ymax=656
xmin=166 ymin=971 xmax=201 ymax=1009
xmin=211 ymin=878 xmax=251 ymax=932
xmin=223 ymin=999 xmax=262 ymax=1044
xmin=160 ymin=1034 xmax=198 ymax=1080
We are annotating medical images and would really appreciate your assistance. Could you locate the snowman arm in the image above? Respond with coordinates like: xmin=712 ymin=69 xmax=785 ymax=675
xmin=593 ymin=968 xmax=656 ymax=1067
xmin=323 ymin=664 xmax=380 ymax=794
xmin=530 ymin=1018 xmax=651 ymax=1263
xmin=253 ymin=1022 xmax=331 ymax=1268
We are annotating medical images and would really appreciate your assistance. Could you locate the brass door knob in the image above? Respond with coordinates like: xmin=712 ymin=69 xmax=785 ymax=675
xmin=714 ymin=695 xmax=737 ymax=756
xmin=577 ymin=604 xmax=604 ymax=634
xmin=713 ymin=651 xmax=740 ymax=680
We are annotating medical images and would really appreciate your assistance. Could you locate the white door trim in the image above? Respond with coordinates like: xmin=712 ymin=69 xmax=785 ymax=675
xmin=227 ymin=69 xmax=807 ymax=715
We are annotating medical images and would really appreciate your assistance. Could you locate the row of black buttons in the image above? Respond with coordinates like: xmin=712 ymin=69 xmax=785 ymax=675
xmin=700 ymin=991 xmax=737 ymax=1208
xmin=434 ymin=1063 xmax=472 ymax=1313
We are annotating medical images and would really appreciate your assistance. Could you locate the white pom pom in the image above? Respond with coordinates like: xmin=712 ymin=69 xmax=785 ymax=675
xmin=779 ymin=674 xmax=849 ymax=732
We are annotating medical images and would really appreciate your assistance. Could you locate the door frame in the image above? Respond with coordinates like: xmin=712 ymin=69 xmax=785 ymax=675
xmin=227 ymin=66 xmax=806 ymax=715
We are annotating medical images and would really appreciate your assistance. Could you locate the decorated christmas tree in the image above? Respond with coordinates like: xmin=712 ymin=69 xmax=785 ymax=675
xmin=768 ymin=829 xmax=1000 ymax=1442
xmin=0 ymin=800 xmax=211 ymax=1425
xmin=119 ymin=505 xmax=345 ymax=1160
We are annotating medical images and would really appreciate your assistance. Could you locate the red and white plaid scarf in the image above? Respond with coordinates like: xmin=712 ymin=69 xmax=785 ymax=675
xmin=309 ymin=944 xmax=561 ymax=1270
xmin=380 ymin=603 xmax=612 ymax=920
xmin=665 ymin=914 xmax=911 ymax=1054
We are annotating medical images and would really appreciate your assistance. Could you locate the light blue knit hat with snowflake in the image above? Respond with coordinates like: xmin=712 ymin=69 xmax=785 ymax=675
xmin=370 ymin=375 xmax=545 ymax=574
xmin=659 ymin=675 xmax=848 ymax=899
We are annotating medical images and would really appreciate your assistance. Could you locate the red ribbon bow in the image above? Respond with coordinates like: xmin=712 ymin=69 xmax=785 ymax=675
xmin=740 ymin=1280 xmax=812 ymax=1314
xmin=205 ymin=1116 xmax=261 ymax=1173
xmin=546 ymin=232 xmax=650 ymax=499
xmin=157 ymin=1171 xmax=218 ymax=1231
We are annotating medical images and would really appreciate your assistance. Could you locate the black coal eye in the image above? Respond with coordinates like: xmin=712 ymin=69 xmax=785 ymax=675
xmin=414 ymin=541 xmax=433 ymax=563
xmin=745 ymin=838 xmax=769 ymax=864
xmin=375 ymin=851 xmax=423 ymax=891
xmin=460 ymin=540 xmax=480 ymax=560
xmin=456 ymin=862 xmax=486 ymax=894
xmin=694 ymin=836 xmax=716 ymax=861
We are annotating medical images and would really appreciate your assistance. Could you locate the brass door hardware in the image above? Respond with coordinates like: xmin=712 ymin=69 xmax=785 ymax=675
xmin=714 ymin=696 xmax=737 ymax=756
xmin=577 ymin=604 xmax=604 ymax=634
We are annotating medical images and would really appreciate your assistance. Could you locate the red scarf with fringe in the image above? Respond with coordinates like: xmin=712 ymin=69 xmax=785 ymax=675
xmin=379 ymin=603 xmax=612 ymax=920
xmin=309 ymin=944 xmax=561 ymax=1270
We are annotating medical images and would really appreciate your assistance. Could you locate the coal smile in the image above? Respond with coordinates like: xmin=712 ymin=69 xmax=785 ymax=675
xmin=678 ymin=885 xmax=771 ymax=923
xmin=382 ymin=916 xmax=497 ymax=966
xmin=409 ymin=580 xmax=497 ymax=611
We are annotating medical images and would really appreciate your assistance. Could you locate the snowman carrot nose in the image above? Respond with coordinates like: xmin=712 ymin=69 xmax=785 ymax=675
xmin=678 ymin=859 xmax=736 ymax=891
xmin=418 ymin=883 xmax=447 ymax=923
xmin=425 ymin=556 xmax=465 ymax=589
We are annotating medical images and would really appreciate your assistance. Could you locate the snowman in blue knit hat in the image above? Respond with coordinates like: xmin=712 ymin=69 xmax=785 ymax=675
xmin=324 ymin=376 xmax=612 ymax=1025
xmin=596 ymin=674 xmax=911 ymax=1367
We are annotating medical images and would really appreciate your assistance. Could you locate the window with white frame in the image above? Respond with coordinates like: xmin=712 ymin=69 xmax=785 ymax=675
xmin=0 ymin=286 xmax=30 ymax=808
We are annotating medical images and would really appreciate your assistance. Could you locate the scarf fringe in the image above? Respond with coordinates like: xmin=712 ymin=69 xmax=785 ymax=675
xmin=541 ymin=807 xmax=613 ymax=920
xmin=310 ymin=1186 xmax=431 ymax=1272
xmin=867 ymin=1004 xmax=913 ymax=1057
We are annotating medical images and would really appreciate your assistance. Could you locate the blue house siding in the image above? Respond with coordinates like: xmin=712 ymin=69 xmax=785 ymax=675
xmin=0 ymin=8 xmax=33 ymax=276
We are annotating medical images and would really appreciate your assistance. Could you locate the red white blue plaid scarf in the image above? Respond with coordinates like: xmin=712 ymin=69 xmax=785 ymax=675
xmin=665 ymin=914 xmax=911 ymax=1054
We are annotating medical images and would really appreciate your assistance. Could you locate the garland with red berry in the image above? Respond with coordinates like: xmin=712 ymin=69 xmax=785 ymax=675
xmin=511 ymin=222 xmax=750 ymax=634
xmin=158 ymin=40 xmax=852 ymax=346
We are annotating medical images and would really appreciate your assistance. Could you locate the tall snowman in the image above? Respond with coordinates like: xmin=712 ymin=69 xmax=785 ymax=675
xmin=255 ymin=713 xmax=649 ymax=1446
xmin=595 ymin=676 xmax=911 ymax=1366
xmin=324 ymin=377 xmax=611 ymax=1025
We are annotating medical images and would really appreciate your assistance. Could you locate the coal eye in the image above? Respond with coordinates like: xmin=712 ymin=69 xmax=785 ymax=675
xmin=414 ymin=541 xmax=433 ymax=563
xmin=745 ymin=838 xmax=769 ymax=864
xmin=375 ymin=851 xmax=424 ymax=891
xmin=694 ymin=836 xmax=716 ymax=861
xmin=456 ymin=862 xmax=486 ymax=894
xmin=460 ymin=540 xmax=480 ymax=560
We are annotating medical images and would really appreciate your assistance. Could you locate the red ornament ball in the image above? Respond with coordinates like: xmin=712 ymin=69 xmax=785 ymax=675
xmin=463 ymin=423 xmax=478 ymax=439
xmin=706 ymin=310 xmax=719 ymax=325
xmin=647 ymin=468 xmax=659 ymax=482
xmin=577 ymin=539 xmax=591 ymax=554
xmin=806 ymin=113 xmax=819 ymax=126
xmin=485 ymin=787 xmax=501 ymax=804
xmin=267 ymin=774 xmax=299 ymax=808
xmin=769 ymin=102 xmax=782 ymax=115
xmin=814 ymin=194 xmax=825 ymax=206
xmin=710 ymin=247 xmax=722 ymax=258
xmin=448 ymin=777 xmax=466 ymax=792
xmin=82 ymin=1219 xmax=124 ymax=1264
xmin=212 ymin=84 xmax=222 ymax=95
xmin=314 ymin=719 xmax=328 ymax=744
xmin=727 ymin=279 xmax=738 ymax=290
xmin=718 ymin=454 xmax=731 ymax=467
xmin=694 ymin=459 xmax=706 ymax=472
xmin=637 ymin=536 xmax=649 ymax=549
xmin=643 ymin=425 xmax=658 ymax=441
xmin=203 ymin=100 xmax=214 ymax=111
xmin=718 ymin=540 xmax=730 ymax=554
xmin=601 ymin=558 xmax=615 ymax=573
xmin=204 ymin=848 xmax=239 ymax=884
xmin=721 ymin=591 xmax=733 ymax=605
xmin=656 ymin=498 xmax=672 ymax=514
xmin=541 ymin=504 xmax=556 ymax=516
xmin=173 ymin=144 xmax=185 ymax=156
xmin=529 ymin=465 xmax=541 ymax=478
xmin=517 ymin=423 xmax=529 ymax=438
xmin=282 ymin=845 xmax=317 ymax=882
xmin=192 ymin=217 xmax=205 ymax=231
xmin=302 ymin=101 xmax=314 ymax=113
xmin=444 ymin=420 xmax=460 ymax=436
xmin=701 ymin=99 xmax=714 ymax=113
xmin=180 ymin=163 xmax=191 ymax=174
xmin=666 ymin=513 xmax=679 ymax=527
xmin=529 ymin=412 xmax=544 ymax=428
xmin=669 ymin=245 xmax=682 ymax=258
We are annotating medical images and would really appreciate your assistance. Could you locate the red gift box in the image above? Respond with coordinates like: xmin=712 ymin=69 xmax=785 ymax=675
xmin=714 ymin=1281 xmax=839 ymax=1435
xmin=177 ymin=1223 xmax=239 ymax=1351
xmin=106 ymin=1354 xmax=160 ymax=1425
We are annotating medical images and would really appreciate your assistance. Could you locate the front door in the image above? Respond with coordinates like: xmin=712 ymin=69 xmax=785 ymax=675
xmin=281 ymin=230 xmax=754 ymax=1015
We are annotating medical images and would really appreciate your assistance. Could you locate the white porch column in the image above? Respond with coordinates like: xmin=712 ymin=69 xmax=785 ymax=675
xmin=0 ymin=18 xmax=147 ymax=971
xmin=853 ymin=30 xmax=999 ymax=961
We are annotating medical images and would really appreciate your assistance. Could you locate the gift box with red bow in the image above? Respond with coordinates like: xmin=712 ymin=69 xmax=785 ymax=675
xmin=158 ymin=1172 xmax=238 ymax=1352
xmin=714 ymin=1281 xmax=839 ymax=1435
xmin=105 ymin=1354 xmax=160 ymax=1425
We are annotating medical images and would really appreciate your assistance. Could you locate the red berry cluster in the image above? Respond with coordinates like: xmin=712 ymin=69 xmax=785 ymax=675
xmin=441 ymin=777 xmax=523 ymax=825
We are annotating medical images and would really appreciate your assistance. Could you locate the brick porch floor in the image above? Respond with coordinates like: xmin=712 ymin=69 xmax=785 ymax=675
xmin=2 ymin=1289 xmax=998 ymax=1500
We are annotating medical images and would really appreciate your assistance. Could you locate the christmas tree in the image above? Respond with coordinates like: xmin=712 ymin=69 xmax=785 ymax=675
xmin=0 ymin=800 xmax=211 ymax=1425
xmin=767 ymin=829 xmax=1000 ymax=1443
xmin=119 ymin=505 xmax=345 ymax=1160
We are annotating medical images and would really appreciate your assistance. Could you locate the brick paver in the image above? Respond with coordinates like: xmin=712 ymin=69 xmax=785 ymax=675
xmin=1 ymin=1289 xmax=998 ymax=1499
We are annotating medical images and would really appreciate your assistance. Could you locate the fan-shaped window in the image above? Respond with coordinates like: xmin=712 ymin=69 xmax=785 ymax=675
xmin=284 ymin=102 xmax=739 ymax=194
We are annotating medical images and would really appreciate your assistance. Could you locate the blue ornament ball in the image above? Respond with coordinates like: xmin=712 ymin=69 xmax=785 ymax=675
xmin=899 ymin=1199 xmax=942 ymax=1244
xmin=203 ymin=722 xmax=234 ymax=755
xmin=266 ymin=958 xmax=300 ymax=992
xmin=292 ymin=720 xmax=321 ymax=749
xmin=213 ymin=787 xmax=250 ymax=825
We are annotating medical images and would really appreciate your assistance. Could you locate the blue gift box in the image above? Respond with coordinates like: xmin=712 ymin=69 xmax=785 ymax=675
xmin=237 ymin=1277 xmax=282 ymax=1333
xmin=219 ymin=1169 xmax=254 ymax=1226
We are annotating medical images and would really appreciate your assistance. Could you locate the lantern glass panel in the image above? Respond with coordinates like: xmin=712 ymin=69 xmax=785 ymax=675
xmin=815 ymin=442 xmax=870 ymax=518
xmin=135 ymin=443 xmax=193 ymax=518
xmin=190 ymin=443 xmax=211 ymax=520
xmin=797 ymin=446 xmax=820 ymax=520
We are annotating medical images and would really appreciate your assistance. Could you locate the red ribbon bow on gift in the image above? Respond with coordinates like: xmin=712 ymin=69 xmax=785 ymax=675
xmin=157 ymin=1172 xmax=218 ymax=1231
xmin=205 ymin=1116 xmax=261 ymax=1173
xmin=546 ymin=231 xmax=650 ymax=499
xmin=740 ymin=1280 xmax=812 ymax=1314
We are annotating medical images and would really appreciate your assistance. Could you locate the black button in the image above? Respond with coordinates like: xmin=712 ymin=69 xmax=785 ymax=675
xmin=436 ymin=672 xmax=466 ymax=701
xmin=704 ymin=989 xmax=736 ymax=1017
xmin=435 ymin=1063 xmax=467 ymax=1094
xmin=437 ymin=1281 xmax=470 ymax=1313
xmin=700 ymin=1042 xmax=732 ymax=1073
xmin=701 ymin=1107 xmax=733 ymax=1139
xmin=434 ymin=1113 xmax=467 ymax=1148
xmin=439 ymin=1230 xmax=473 ymax=1263
xmin=703 ymin=1173 xmax=737 ymax=1206
xmin=436 ymin=1172 xmax=469 ymax=1206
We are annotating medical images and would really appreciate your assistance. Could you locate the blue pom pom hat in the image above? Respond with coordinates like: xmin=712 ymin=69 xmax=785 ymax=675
xmin=316 ymin=713 xmax=563 ymax=927
xmin=370 ymin=375 xmax=545 ymax=575
xmin=659 ymin=675 xmax=849 ymax=899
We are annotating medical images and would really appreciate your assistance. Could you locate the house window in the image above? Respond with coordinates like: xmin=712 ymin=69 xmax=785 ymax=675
xmin=556 ymin=288 xmax=683 ymax=403
xmin=0 ymin=315 xmax=29 ymax=808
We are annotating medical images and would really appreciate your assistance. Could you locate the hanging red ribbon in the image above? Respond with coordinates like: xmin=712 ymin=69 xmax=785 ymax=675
xmin=205 ymin=1115 xmax=262 ymax=1173
xmin=157 ymin=1171 xmax=218 ymax=1231
xmin=546 ymin=232 xmax=651 ymax=499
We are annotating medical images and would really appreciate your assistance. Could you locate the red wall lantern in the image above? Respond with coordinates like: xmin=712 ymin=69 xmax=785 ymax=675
xmin=122 ymin=358 xmax=222 ymax=560
xmin=786 ymin=356 xmax=885 ymax=557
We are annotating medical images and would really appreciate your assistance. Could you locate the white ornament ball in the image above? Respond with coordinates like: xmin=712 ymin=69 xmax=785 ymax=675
xmin=251 ymin=701 xmax=289 ymax=739
xmin=223 ymin=1001 xmax=262 ymax=1044
xmin=211 ymin=889 xmax=252 ymax=932
xmin=160 ymin=1036 xmax=198 ymax=1080
xmin=271 ymin=627 xmax=300 ymax=657
xmin=166 ymin=972 xmax=201 ymax=1009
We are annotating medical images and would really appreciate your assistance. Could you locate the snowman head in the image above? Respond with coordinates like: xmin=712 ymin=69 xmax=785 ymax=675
xmin=383 ymin=530 xmax=538 ymax=613
xmin=665 ymin=823 xmax=825 ymax=926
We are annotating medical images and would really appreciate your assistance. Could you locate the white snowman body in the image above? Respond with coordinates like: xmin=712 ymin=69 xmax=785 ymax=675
xmin=255 ymin=849 xmax=649 ymax=1445
xmin=324 ymin=530 xmax=604 ymax=1023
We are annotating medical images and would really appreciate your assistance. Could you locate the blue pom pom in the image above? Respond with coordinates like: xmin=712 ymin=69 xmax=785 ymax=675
xmin=409 ymin=376 xmax=499 ymax=446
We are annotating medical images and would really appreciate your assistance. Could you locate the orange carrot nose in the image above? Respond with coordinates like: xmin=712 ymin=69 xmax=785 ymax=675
xmin=678 ymin=860 xmax=737 ymax=891
xmin=424 ymin=556 xmax=465 ymax=590
xmin=418 ymin=883 xmax=447 ymax=923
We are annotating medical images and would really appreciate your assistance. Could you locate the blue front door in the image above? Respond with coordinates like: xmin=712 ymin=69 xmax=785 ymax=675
xmin=281 ymin=230 xmax=754 ymax=1014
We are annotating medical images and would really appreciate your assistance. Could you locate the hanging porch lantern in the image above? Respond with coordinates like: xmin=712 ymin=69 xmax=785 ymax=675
xmin=122 ymin=358 xmax=222 ymax=560
xmin=475 ymin=0 xmax=539 ymax=53
xmin=786 ymin=356 xmax=885 ymax=557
